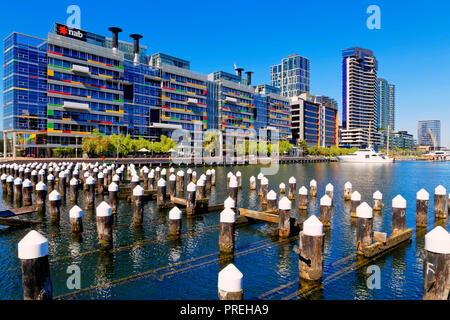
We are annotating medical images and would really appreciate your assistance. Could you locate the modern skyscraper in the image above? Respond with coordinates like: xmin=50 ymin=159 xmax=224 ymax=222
xmin=376 ymin=78 xmax=395 ymax=131
xmin=270 ymin=54 xmax=310 ymax=97
xmin=418 ymin=120 xmax=441 ymax=148
xmin=341 ymin=47 xmax=379 ymax=147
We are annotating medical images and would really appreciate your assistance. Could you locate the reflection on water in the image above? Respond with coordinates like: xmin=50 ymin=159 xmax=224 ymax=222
xmin=0 ymin=161 xmax=448 ymax=300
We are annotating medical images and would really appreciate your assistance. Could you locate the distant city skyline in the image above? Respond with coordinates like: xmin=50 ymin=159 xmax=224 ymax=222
xmin=0 ymin=1 xmax=449 ymax=147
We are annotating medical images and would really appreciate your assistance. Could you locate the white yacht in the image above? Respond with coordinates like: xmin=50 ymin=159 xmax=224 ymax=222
xmin=423 ymin=150 xmax=449 ymax=160
xmin=337 ymin=146 xmax=393 ymax=163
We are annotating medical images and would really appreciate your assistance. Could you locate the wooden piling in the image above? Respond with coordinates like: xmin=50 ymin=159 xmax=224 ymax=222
xmin=186 ymin=168 xmax=192 ymax=184
xmin=148 ymin=170 xmax=155 ymax=191
xmin=298 ymin=215 xmax=324 ymax=281
xmin=133 ymin=185 xmax=144 ymax=225
xmin=69 ymin=178 xmax=78 ymax=204
xmin=288 ymin=177 xmax=296 ymax=200
xmin=219 ymin=207 xmax=236 ymax=252
xmin=186 ymin=182 xmax=196 ymax=216
xmin=218 ymin=264 xmax=243 ymax=300
xmin=416 ymin=188 xmax=429 ymax=227
xmin=392 ymin=195 xmax=407 ymax=235
xmin=205 ymin=169 xmax=212 ymax=190
xmin=267 ymin=190 xmax=277 ymax=211
xmin=310 ymin=179 xmax=317 ymax=197
xmin=14 ymin=178 xmax=23 ymax=205
xmin=36 ymin=182 xmax=47 ymax=215
xmin=48 ymin=190 xmax=61 ymax=222
xmin=168 ymin=174 xmax=176 ymax=198
xmin=257 ymin=173 xmax=264 ymax=196
xmin=228 ymin=177 xmax=238 ymax=208
xmin=1 ymin=174 xmax=7 ymax=192
xmin=434 ymin=185 xmax=447 ymax=219
xmin=319 ymin=195 xmax=332 ymax=227
xmin=278 ymin=196 xmax=292 ymax=238
xmin=108 ymin=182 xmax=119 ymax=214
xmin=31 ymin=170 xmax=38 ymax=187
xmin=97 ymin=172 xmax=104 ymax=195
xmin=350 ymin=191 xmax=361 ymax=217
xmin=176 ymin=170 xmax=184 ymax=195
xmin=22 ymin=179 xmax=33 ymax=206
xmin=373 ymin=190 xmax=383 ymax=211
xmin=344 ymin=181 xmax=352 ymax=201
xmin=211 ymin=169 xmax=216 ymax=186
xmin=169 ymin=206 xmax=182 ymax=236
xmin=6 ymin=176 xmax=13 ymax=197
xmin=249 ymin=176 xmax=256 ymax=190
xmin=325 ymin=183 xmax=334 ymax=203
xmin=235 ymin=171 xmax=242 ymax=189
xmin=298 ymin=186 xmax=308 ymax=210
xmin=157 ymin=178 xmax=168 ymax=208
xmin=355 ymin=202 xmax=374 ymax=254
xmin=85 ymin=176 xmax=96 ymax=208
xmin=260 ymin=177 xmax=269 ymax=204
xmin=47 ymin=174 xmax=54 ymax=193
xmin=96 ymin=201 xmax=113 ymax=250
xmin=196 ymin=178 xmax=206 ymax=200
xmin=279 ymin=183 xmax=286 ymax=195
xmin=191 ymin=171 xmax=197 ymax=184
xmin=69 ymin=205 xmax=83 ymax=233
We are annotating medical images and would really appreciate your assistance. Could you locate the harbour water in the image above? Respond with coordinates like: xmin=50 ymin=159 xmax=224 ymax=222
xmin=0 ymin=161 xmax=449 ymax=300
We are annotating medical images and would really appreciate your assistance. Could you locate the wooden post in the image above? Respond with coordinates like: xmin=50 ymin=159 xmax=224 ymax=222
xmin=168 ymin=174 xmax=176 ymax=198
xmin=82 ymin=171 xmax=90 ymax=191
xmin=169 ymin=206 xmax=182 ymax=236
xmin=130 ymin=174 xmax=140 ymax=194
xmin=85 ymin=176 xmax=95 ymax=208
xmin=49 ymin=190 xmax=61 ymax=222
xmin=260 ymin=177 xmax=269 ymax=205
xmin=211 ymin=169 xmax=216 ymax=186
xmin=14 ymin=177 xmax=23 ymax=205
xmin=279 ymin=183 xmax=286 ymax=195
xmin=133 ymin=185 xmax=144 ymax=225
xmin=434 ymin=185 xmax=447 ymax=219
xmin=142 ymin=167 xmax=149 ymax=189
xmin=18 ymin=167 xmax=24 ymax=180
xmin=299 ymin=215 xmax=324 ymax=281
xmin=423 ymin=226 xmax=450 ymax=300
xmin=18 ymin=230 xmax=53 ymax=300
xmin=228 ymin=177 xmax=238 ymax=208
xmin=325 ymin=183 xmax=334 ymax=203
xmin=186 ymin=168 xmax=192 ymax=185
xmin=6 ymin=175 xmax=14 ymax=197
xmin=350 ymin=191 xmax=361 ymax=217
xmin=278 ymin=196 xmax=291 ymax=238
xmin=97 ymin=172 xmax=104 ymax=195
xmin=96 ymin=201 xmax=113 ymax=250
xmin=157 ymin=178 xmax=168 ymax=208
xmin=416 ymin=188 xmax=429 ymax=227
xmin=205 ymin=169 xmax=212 ymax=190
xmin=219 ymin=207 xmax=236 ymax=252
xmin=319 ymin=195 xmax=332 ymax=227
xmin=298 ymin=186 xmax=308 ymax=210
xmin=224 ymin=196 xmax=235 ymax=210
xmin=186 ymin=182 xmax=196 ymax=216
xmin=257 ymin=173 xmax=264 ymax=196
xmin=58 ymin=171 xmax=66 ymax=197
xmin=191 ymin=171 xmax=197 ymax=184
xmin=1 ymin=174 xmax=7 ymax=192
xmin=31 ymin=170 xmax=38 ymax=188
xmin=69 ymin=205 xmax=83 ymax=233
xmin=227 ymin=172 xmax=234 ymax=191
xmin=155 ymin=167 xmax=160 ymax=181
xmin=310 ymin=179 xmax=317 ymax=197
xmin=112 ymin=173 xmax=120 ymax=187
xmin=267 ymin=190 xmax=277 ymax=211
xmin=69 ymin=178 xmax=78 ymax=204
xmin=288 ymin=177 xmax=296 ymax=200
xmin=235 ymin=171 xmax=242 ymax=189
xmin=47 ymin=174 xmax=54 ymax=193
xmin=160 ymin=168 xmax=167 ymax=182
xmin=108 ymin=182 xmax=119 ymax=214
xmin=218 ymin=264 xmax=243 ymax=300
xmin=196 ymin=178 xmax=206 ymax=200
xmin=148 ymin=170 xmax=155 ymax=191
xmin=38 ymin=169 xmax=46 ymax=184
xmin=355 ymin=202 xmax=373 ymax=254
xmin=392 ymin=195 xmax=407 ymax=235
xmin=176 ymin=170 xmax=184 ymax=195
xmin=36 ymin=182 xmax=47 ymax=215
xmin=22 ymin=179 xmax=33 ymax=206
xmin=24 ymin=168 xmax=30 ymax=180
xmin=249 ymin=176 xmax=256 ymax=190
xmin=344 ymin=181 xmax=352 ymax=201
xmin=373 ymin=190 xmax=383 ymax=211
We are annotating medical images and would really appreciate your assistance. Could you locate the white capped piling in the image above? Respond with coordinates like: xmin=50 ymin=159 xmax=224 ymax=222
xmin=157 ymin=178 xmax=168 ymax=208
xmin=260 ymin=177 xmax=269 ymax=205
xmin=22 ymin=179 xmax=33 ymax=206
xmin=310 ymin=179 xmax=317 ymax=197
xmin=1 ymin=173 xmax=7 ymax=191
xmin=299 ymin=215 xmax=324 ymax=281
xmin=49 ymin=190 xmax=61 ymax=222
xmin=416 ymin=189 xmax=429 ymax=227
xmin=319 ymin=195 xmax=332 ymax=227
xmin=24 ymin=167 xmax=31 ymax=180
xmin=227 ymin=172 xmax=234 ymax=191
xmin=224 ymin=196 xmax=236 ymax=210
xmin=235 ymin=171 xmax=242 ymax=189
xmin=344 ymin=181 xmax=352 ymax=201
xmin=278 ymin=196 xmax=292 ymax=238
xmin=373 ymin=190 xmax=383 ymax=211
xmin=186 ymin=168 xmax=192 ymax=184
xmin=249 ymin=176 xmax=256 ymax=190
xmin=423 ymin=226 xmax=450 ymax=300
xmin=58 ymin=171 xmax=66 ymax=196
xmin=148 ymin=170 xmax=155 ymax=191
xmin=196 ymin=178 xmax=206 ymax=200
xmin=267 ymin=190 xmax=277 ymax=211
xmin=176 ymin=170 xmax=184 ymax=194
xmin=18 ymin=167 xmax=24 ymax=180
xmin=211 ymin=169 xmax=216 ymax=186
xmin=130 ymin=174 xmax=140 ymax=194
xmin=31 ymin=169 xmax=38 ymax=187
xmin=47 ymin=174 xmax=55 ymax=192
xmin=82 ymin=171 xmax=90 ymax=190
xmin=168 ymin=174 xmax=176 ymax=197
xmin=160 ymin=168 xmax=167 ymax=182
xmin=392 ymin=195 xmax=407 ymax=234
xmin=228 ymin=177 xmax=238 ymax=208
xmin=69 ymin=177 xmax=79 ymax=204
xmin=186 ymin=182 xmax=196 ymax=216
xmin=434 ymin=185 xmax=447 ymax=219
xmin=219 ymin=207 xmax=236 ymax=253
xmin=133 ymin=185 xmax=145 ymax=225
xmin=169 ymin=206 xmax=182 ymax=236
xmin=155 ymin=166 xmax=161 ymax=181
xmin=288 ymin=177 xmax=296 ymax=200
xmin=6 ymin=175 xmax=14 ymax=197
xmin=18 ymin=230 xmax=52 ymax=300
xmin=96 ymin=201 xmax=113 ymax=250
xmin=191 ymin=171 xmax=197 ymax=184
xmin=350 ymin=191 xmax=361 ymax=217
xmin=97 ymin=172 xmax=105 ymax=195
xmin=108 ymin=182 xmax=119 ymax=214
xmin=85 ymin=176 xmax=95 ymax=208
xmin=279 ymin=182 xmax=286 ymax=194
xmin=298 ymin=186 xmax=308 ymax=210
xmin=38 ymin=169 xmax=46 ymax=184
xmin=356 ymin=202 xmax=373 ymax=254
xmin=218 ymin=263 xmax=243 ymax=300
xmin=112 ymin=173 xmax=120 ymax=187
xmin=257 ymin=173 xmax=264 ymax=196
xmin=69 ymin=205 xmax=83 ymax=233
xmin=36 ymin=182 xmax=47 ymax=215
xmin=205 ymin=169 xmax=212 ymax=190
xmin=325 ymin=183 xmax=334 ymax=203
xmin=14 ymin=177 xmax=23 ymax=204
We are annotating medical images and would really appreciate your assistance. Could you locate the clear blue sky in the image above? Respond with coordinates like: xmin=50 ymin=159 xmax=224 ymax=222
xmin=1 ymin=0 xmax=449 ymax=147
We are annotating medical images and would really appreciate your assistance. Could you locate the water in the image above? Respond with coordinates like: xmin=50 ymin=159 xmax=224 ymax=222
xmin=0 ymin=161 xmax=449 ymax=300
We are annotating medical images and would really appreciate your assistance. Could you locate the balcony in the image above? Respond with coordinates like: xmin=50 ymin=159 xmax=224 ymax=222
xmin=63 ymin=101 xmax=89 ymax=111
xmin=71 ymin=64 xmax=90 ymax=74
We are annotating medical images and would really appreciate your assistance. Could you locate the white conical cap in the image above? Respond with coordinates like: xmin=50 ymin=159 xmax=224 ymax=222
xmin=58 ymin=171 xmax=66 ymax=178
xmin=22 ymin=179 xmax=32 ymax=188
xmin=298 ymin=186 xmax=308 ymax=195
xmin=31 ymin=170 xmax=37 ymax=176
xmin=14 ymin=177 xmax=22 ymax=185
xmin=148 ymin=171 xmax=155 ymax=178
xmin=161 ymin=168 xmax=167 ymax=175
xmin=416 ymin=188 xmax=429 ymax=201
xmin=289 ymin=176 xmax=296 ymax=184
xmin=197 ymin=178 xmax=205 ymax=186
xmin=373 ymin=190 xmax=382 ymax=200
xmin=267 ymin=190 xmax=277 ymax=200
xmin=356 ymin=202 xmax=373 ymax=219
xmin=157 ymin=178 xmax=166 ymax=187
xmin=169 ymin=174 xmax=176 ymax=181
xmin=38 ymin=169 xmax=45 ymax=175
xmin=249 ymin=176 xmax=256 ymax=182
xmin=1 ymin=174 xmax=6 ymax=180
xmin=224 ymin=196 xmax=235 ymax=208
xmin=392 ymin=195 xmax=406 ymax=209
xmin=227 ymin=172 xmax=234 ymax=178
xmin=351 ymin=191 xmax=361 ymax=201
xmin=310 ymin=179 xmax=317 ymax=187
xmin=220 ymin=207 xmax=236 ymax=223
xmin=425 ymin=226 xmax=450 ymax=254
xmin=200 ymin=174 xmax=206 ymax=181
xmin=325 ymin=183 xmax=334 ymax=192
xmin=155 ymin=167 xmax=160 ymax=172
xmin=108 ymin=182 xmax=118 ymax=192
xmin=187 ymin=182 xmax=196 ymax=192
xmin=303 ymin=215 xmax=323 ymax=236
xmin=96 ymin=201 xmax=112 ymax=217
xmin=435 ymin=185 xmax=446 ymax=195
xmin=133 ymin=185 xmax=144 ymax=196
xmin=257 ymin=173 xmax=264 ymax=179
xmin=211 ymin=169 xmax=215 ymax=173
xmin=261 ymin=177 xmax=269 ymax=185
xmin=97 ymin=172 xmax=104 ymax=179
xmin=192 ymin=171 xmax=197 ymax=177
xmin=169 ymin=167 xmax=175 ymax=173
xmin=177 ymin=170 xmax=184 ymax=176
xmin=49 ymin=190 xmax=61 ymax=201
xmin=278 ymin=196 xmax=291 ymax=210
xmin=131 ymin=175 xmax=140 ymax=182
xmin=69 ymin=205 xmax=83 ymax=218
xmin=86 ymin=176 xmax=95 ymax=185
xmin=206 ymin=169 xmax=211 ymax=175
xmin=218 ymin=263 xmax=243 ymax=292
xmin=279 ymin=182 xmax=285 ymax=189
xmin=169 ymin=206 xmax=182 ymax=220
xmin=187 ymin=168 xmax=192 ymax=174
xmin=36 ymin=181 xmax=46 ymax=191
xmin=70 ymin=178 xmax=78 ymax=185
xmin=18 ymin=230 xmax=48 ymax=259
xmin=320 ymin=194 xmax=332 ymax=206
xmin=6 ymin=176 xmax=13 ymax=182
xmin=344 ymin=181 xmax=352 ymax=189
xmin=112 ymin=174 xmax=120 ymax=182
xmin=83 ymin=171 xmax=90 ymax=178
xmin=235 ymin=171 xmax=241 ymax=177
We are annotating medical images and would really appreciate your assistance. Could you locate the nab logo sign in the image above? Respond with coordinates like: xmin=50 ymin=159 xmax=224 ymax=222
xmin=56 ymin=23 xmax=86 ymax=42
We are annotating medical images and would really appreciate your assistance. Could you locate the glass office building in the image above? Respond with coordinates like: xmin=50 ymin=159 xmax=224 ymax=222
xmin=376 ymin=78 xmax=395 ymax=131
xmin=270 ymin=54 xmax=310 ymax=97
xmin=418 ymin=120 xmax=441 ymax=148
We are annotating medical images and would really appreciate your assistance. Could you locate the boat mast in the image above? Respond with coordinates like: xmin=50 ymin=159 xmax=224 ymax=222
xmin=387 ymin=125 xmax=390 ymax=156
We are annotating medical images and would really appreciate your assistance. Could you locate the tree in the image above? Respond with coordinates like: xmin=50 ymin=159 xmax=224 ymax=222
xmin=298 ymin=140 xmax=309 ymax=155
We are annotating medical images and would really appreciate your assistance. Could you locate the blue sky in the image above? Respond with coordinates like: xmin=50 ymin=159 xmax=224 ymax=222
xmin=1 ymin=0 xmax=449 ymax=147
